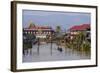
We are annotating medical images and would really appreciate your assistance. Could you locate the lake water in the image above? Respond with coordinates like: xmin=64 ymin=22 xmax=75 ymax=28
xmin=23 ymin=43 xmax=90 ymax=62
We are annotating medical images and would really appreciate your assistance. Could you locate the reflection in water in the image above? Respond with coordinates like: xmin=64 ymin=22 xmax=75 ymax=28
xmin=23 ymin=43 xmax=90 ymax=62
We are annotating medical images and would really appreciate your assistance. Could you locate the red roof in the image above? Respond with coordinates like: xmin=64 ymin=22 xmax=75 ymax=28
xmin=69 ymin=24 xmax=90 ymax=31
xmin=24 ymin=25 xmax=54 ymax=31
xmin=28 ymin=25 xmax=52 ymax=30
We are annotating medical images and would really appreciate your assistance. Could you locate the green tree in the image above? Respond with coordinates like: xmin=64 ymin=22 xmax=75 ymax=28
xmin=56 ymin=26 xmax=61 ymax=33
xmin=73 ymin=31 xmax=90 ymax=51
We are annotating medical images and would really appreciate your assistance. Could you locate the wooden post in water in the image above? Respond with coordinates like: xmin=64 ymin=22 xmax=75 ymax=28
xmin=50 ymin=39 xmax=52 ymax=56
xmin=37 ymin=38 xmax=40 ymax=55
xmin=50 ymin=34 xmax=53 ymax=56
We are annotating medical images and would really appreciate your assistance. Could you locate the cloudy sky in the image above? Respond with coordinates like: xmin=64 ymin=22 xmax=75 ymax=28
xmin=22 ymin=10 xmax=91 ymax=31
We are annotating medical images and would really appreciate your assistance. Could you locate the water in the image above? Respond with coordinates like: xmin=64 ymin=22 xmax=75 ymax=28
xmin=23 ymin=43 xmax=90 ymax=62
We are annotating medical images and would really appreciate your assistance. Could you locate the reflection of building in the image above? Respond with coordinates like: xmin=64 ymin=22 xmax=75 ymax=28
xmin=23 ymin=25 xmax=55 ymax=39
xmin=68 ymin=24 xmax=90 ymax=41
